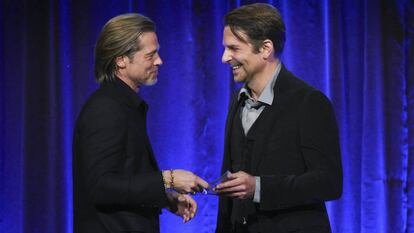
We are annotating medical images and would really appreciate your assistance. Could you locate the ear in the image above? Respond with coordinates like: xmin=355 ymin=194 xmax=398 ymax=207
xmin=115 ymin=55 xmax=127 ymax=69
xmin=261 ymin=39 xmax=274 ymax=60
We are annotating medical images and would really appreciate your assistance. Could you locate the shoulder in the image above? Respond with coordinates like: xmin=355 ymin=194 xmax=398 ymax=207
xmin=84 ymin=86 xmax=123 ymax=110
xmin=282 ymin=69 xmax=314 ymax=93
xmin=275 ymin=70 xmax=334 ymax=115
xmin=282 ymin=68 xmax=330 ymax=102
xmin=76 ymin=86 xmax=127 ymax=126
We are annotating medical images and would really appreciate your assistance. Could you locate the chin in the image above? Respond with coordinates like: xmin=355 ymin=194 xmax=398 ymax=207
xmin=144 ymin=78 xmax=158 ymax=86
xmin=233 ymin=75 xmax=246 ymax=83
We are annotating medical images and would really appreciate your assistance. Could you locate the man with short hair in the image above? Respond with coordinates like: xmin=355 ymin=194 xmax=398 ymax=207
xmin=215 ymin=4 xmax=342 ymax=233
xmin=73 ymin=13 xmax=209 ymax=233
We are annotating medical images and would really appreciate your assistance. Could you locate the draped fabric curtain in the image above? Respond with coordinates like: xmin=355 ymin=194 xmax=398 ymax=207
xmin=1 ymin=0 xmax=413 ymax=232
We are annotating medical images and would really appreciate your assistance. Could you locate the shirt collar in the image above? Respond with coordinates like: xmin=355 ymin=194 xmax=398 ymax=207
xmin=238 ymin=62 xmax=282 ymax=106
xmin=107 ymin=77 xmax=147 ymax=111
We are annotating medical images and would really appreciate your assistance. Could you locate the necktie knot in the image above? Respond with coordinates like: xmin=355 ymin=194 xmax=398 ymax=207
xmin=245 ymin=98 xmax=263 ymax=110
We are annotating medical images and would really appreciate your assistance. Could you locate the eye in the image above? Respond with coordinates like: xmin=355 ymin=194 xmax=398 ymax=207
xmin=146 ymin=53 xmax=155 ymax=60
xmin=228 ymin=46 xmax=239 ymax=52
xmin=147 ymin=49 xmax=160 ymax=60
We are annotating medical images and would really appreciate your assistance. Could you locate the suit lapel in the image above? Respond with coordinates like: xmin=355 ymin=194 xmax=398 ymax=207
xmin=110 ymin=78 xmax=161 ymax=170
xmin=223 ymin=93 xmax=243 ymax=172
xmin=138 ymin=103 xmax=160 ymax=170
xmin=250 ymin=65 xmax=291 ymax=174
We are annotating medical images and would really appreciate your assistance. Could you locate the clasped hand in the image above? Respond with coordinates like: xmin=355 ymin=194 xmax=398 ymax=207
xmin=166 ymin=192 xmax=196 ymax=223
xmin=163 ymin=169 xmax=209 ymax=223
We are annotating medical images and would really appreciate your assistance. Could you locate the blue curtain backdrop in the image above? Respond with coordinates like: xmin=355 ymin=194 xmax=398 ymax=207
xmin=1 ymin=0 xmax=413 ymax=232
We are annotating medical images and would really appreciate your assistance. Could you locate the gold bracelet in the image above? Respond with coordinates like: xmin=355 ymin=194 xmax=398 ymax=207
xmin=162 ymin=171 xmax=168 ymax=189
xmin=162 ymin=171 xmax=171 ymax=189
xmin=170 ymin=169 xmax=175 ymax=189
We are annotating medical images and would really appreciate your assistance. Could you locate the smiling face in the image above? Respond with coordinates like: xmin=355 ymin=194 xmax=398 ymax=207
xmin=116 ymin=31 xmax=163 ymax=91
xmin=221 ymin=26 xmax=265 ymax=84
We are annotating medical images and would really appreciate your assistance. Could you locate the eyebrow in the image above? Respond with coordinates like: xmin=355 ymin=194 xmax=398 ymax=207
xmin=145 ymin=47 xmax=160 ymax=56
xmin=226 ymin=45 xmax=239 ymax=50
xmin=146 ymin=50 xmax=157 ymax=56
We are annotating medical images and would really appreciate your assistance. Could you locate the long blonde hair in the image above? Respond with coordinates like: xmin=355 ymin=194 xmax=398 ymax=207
xmin=94 ymin=13 xmax=155 ymax=83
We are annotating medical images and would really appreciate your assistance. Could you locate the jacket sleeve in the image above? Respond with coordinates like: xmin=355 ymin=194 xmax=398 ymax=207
xmin=260 ymin=90 xmax=342 ymax=210
xmin=76 ymin=96 xmax=168 ymax=207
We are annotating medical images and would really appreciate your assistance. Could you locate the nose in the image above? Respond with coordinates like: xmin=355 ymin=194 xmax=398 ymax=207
xmin=154 ymin=53 xmax=163 ymax=66
xmin=222 ymin=48 xmax=231 ymax=64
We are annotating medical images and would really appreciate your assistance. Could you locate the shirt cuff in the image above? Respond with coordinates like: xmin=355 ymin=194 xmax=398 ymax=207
xmin=253 ymin=176 xmax=260 ymax=203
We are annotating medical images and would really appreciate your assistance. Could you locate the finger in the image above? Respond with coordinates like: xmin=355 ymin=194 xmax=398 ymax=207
xmin=187 ymin=210 xmax=193 ymax=219
xmin=189 ymin=196 xmax=196 ymax=206
xmin=215 ymin=178 xmax=243 ymax=190
xmin=190 ymin=184 xmax=203 ymax=193
xmin=194 ymin=186 xmax=208 ymax=194
xmin=184 ymin=196 xmax=191 ymax=208
xmin=219 ymin=191 xmax=245 ymax=198
xmin=215 ymin=185 xmax=245 ymax=193
xmin=215 ymin=189 xmax=241 ymax=197
xmin=186 ymin=209 xmax=192 ymax=221
xmin=184 ymin=208 xmax=190 ymax=216
xmin=195 ymin=176 xmax=210 ymax=189
xmin=181 ymin=194 xmax=192 ymax=203
xmin=179 ymin=195 xmax=191 ymax=207
xmin=188 ymin=209 xmax=194 ymax=220
xmin=227 ymin=172 xmax=238 ymax=179
xmin=226 ymin=171 xmax=246 ymax=180
xmin=188 ymin=199 xmax=197 ymax=209
xmin=229 ymin=191 xmax=247 ymax=199
xmin=191 ymin=198 xmax=197 ymax=215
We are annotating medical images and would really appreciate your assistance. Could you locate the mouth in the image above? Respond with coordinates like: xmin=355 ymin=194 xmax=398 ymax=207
xmin=230 ymin=62 xmax=242 ymax=71
xmin=232 ymin=65 xmax=241 ymax=70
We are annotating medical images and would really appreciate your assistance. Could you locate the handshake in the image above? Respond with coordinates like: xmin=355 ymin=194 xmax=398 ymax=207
xmin=162 ymin=169 xmax=255 ymax=223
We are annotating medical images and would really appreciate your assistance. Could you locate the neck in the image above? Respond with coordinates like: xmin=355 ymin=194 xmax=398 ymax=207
xmin=247 ymin=58 xmax=279 ymax=100
xmin=116 ymin=73 xmax=140 ymax=93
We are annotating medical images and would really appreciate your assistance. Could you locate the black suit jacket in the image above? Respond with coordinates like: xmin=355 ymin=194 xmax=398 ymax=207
xmin=73 ymin=78 xmax=168 ymax=233
xmin=216 ymin=65 xmax=343 ymax=233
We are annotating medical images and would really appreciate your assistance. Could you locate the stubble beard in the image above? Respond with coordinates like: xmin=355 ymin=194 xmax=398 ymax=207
xmin=142 ymin=72 xmax=158 ymax=86
xmin=233 ymin=68 xmax=248 ymax=83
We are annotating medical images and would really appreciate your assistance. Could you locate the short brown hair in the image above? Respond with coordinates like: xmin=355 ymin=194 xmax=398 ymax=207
xmin=224 ymin=3 xmax=286 ymax=55
xmin=94 ymin=13 xmax=155 ymax=83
